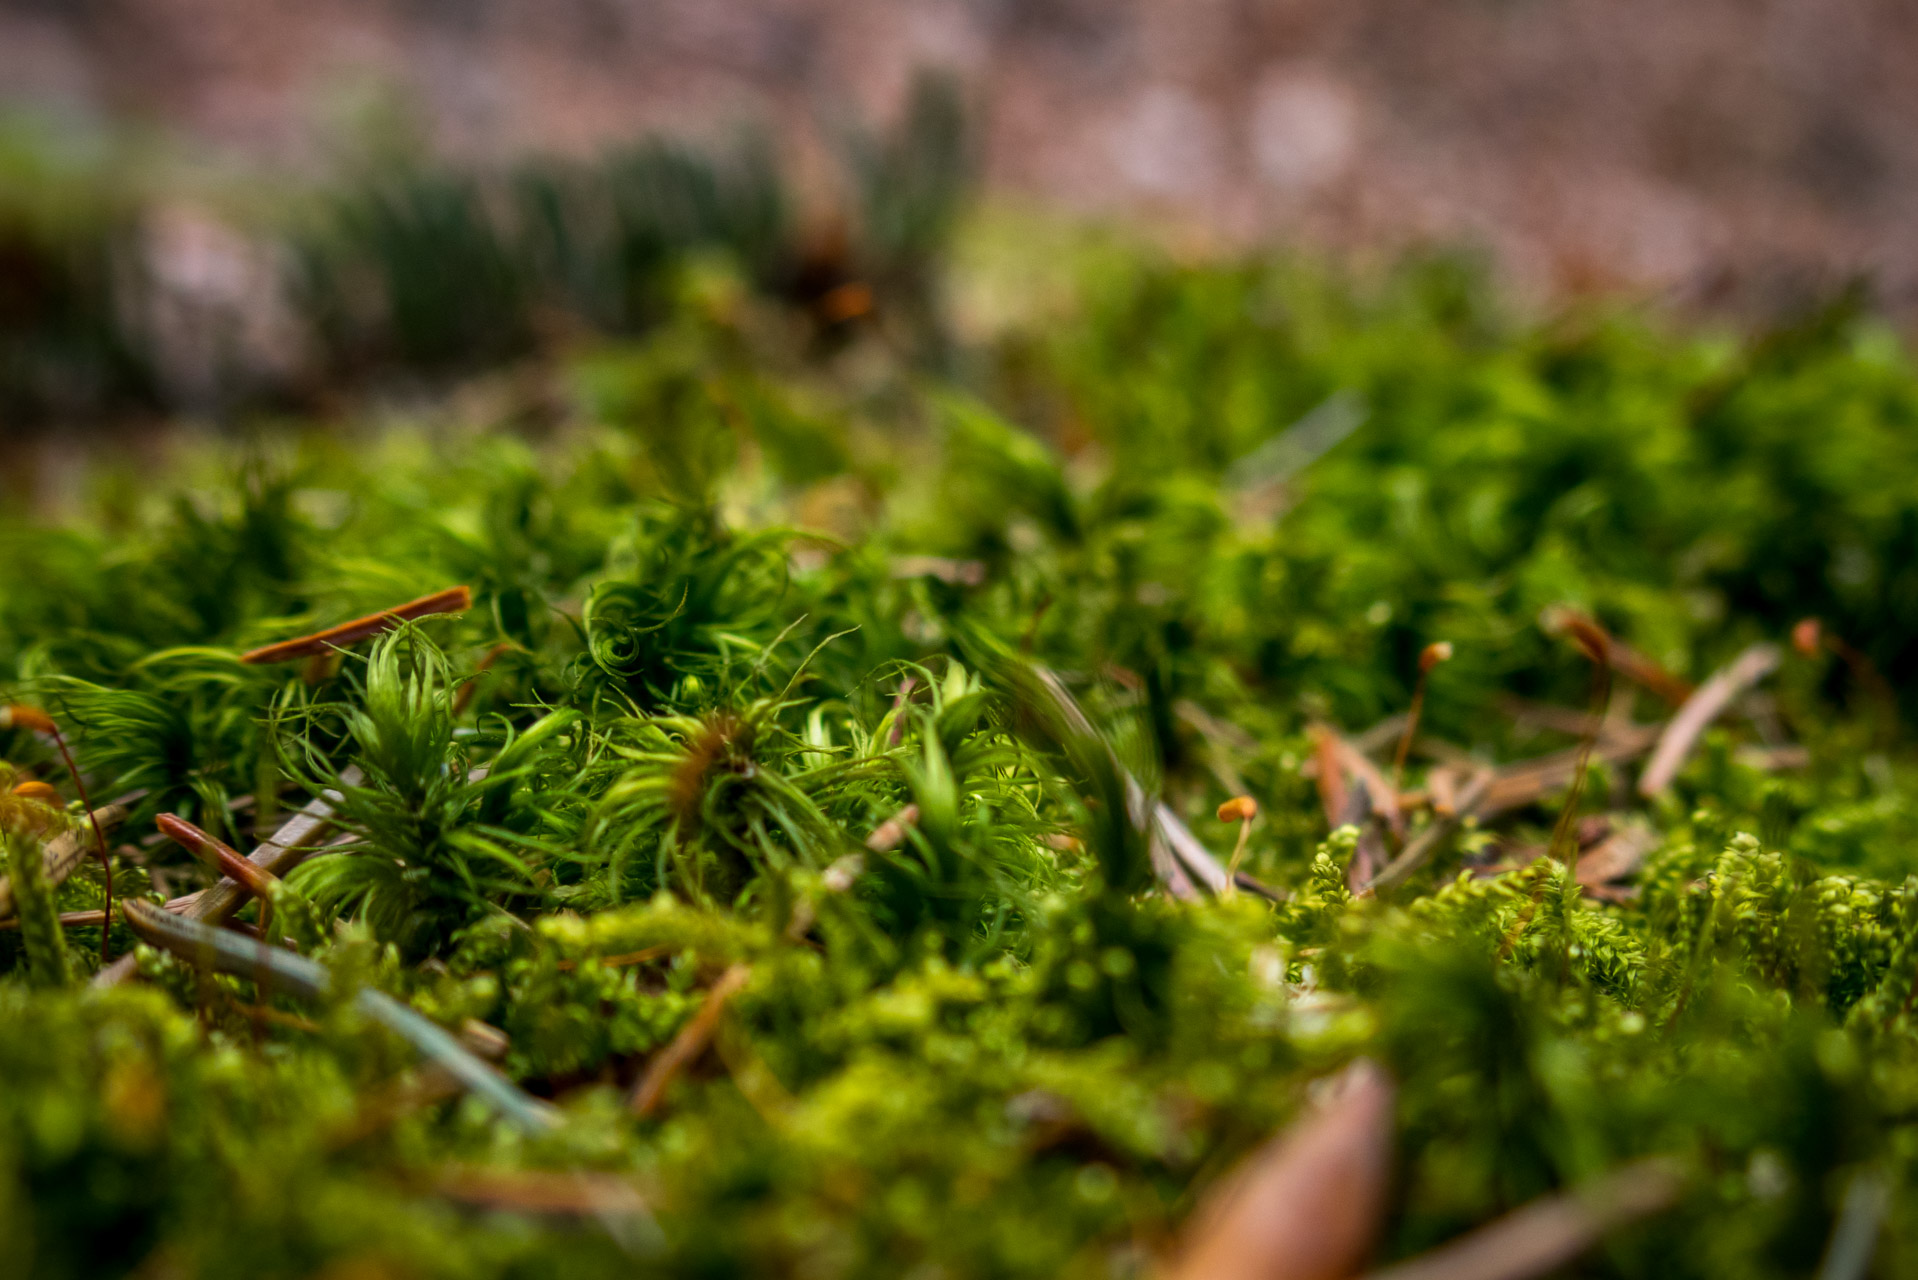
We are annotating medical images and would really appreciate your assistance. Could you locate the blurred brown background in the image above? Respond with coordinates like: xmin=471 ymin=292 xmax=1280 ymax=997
xmin=3 ymin=0 xmax=1916 ymax=316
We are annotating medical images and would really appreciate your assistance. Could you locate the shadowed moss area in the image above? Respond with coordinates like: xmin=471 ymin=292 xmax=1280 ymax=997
xmin=5 ymin=237 xmax=1918 ymax=1279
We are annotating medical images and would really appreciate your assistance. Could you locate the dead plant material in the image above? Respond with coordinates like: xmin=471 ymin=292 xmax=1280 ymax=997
xmin=1366 ymin=771 xmax=1494 ymax=892
xmin=3 ymin=705 xmax=119 ymax=958
xmin=453 ymin=641 xmax=513 ymax=716
xmin=1310 ymin=724 xmax=1349 ymax=828
xmin=1541 ymin=606 xmax=1693 ymax=706
xmin=238 ymin=586 xmax=474 ymax=665
xmin=629 ymin=963 xmax=753 ymax=1118
xmin=0 ymin=803 xmax=127 ymax=921
xmin=1167 ymin=1059 xmax=1396 ymax=1280
xmin=435 ymin=1166 xmax=654 ymax=1217
xmin=1575 ymin=822 xmax=1661 ymax=890
xmin=158 ymin=813 xmax=277 ymax=904
xmin=1362 ymin=1159 xmax=1682 ymax=1280
xmin=865 ymin=803 xmax=921 ymax=852
xmin=93 ymin=776 xmax=357 ymax=988
xmin=1638 ymin=644 xmax=1783 ymax=797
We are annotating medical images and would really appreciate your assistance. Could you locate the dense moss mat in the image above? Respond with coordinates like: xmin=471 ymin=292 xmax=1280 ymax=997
xmin=6 ymin=251 xmax=1918 ymax=1278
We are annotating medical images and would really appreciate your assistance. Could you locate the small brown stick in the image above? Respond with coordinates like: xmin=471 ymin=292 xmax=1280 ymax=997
xmin=238 ymin=586 xmax=473 ymax=665
xmin=435 ymin=1166 xmax=655 ymax=1217
xmin=629 ymin=963 xmax=752 ymax=1117
xmin=885 ymin=676 xmax=917 ymax=746
xmin=1 ymin=908 xmax=107 ymax=932
xmin=3 ymin=706 xmax=117 ymax=959
xmin=1393 ymin=642 xmax=1452 ymax=789
xmin=1638 ymin=644 xmax=1783 ymax=797
xmin=1366 ymin=771 xmax=1494 ymax=893
xmin=1168 ymin=1060 xmax=1396 ymax=1280
xmin=1541 ymin=607 xmax=1692 ymax=706
xmin=93 ymin=775 xmax=357 ymax=988
xmin=1361 ymin=1159 xmax=1682 ymax=1280
xmin=1338 ymin=737 xmax=1404 ymax=839
xmin=0 ymin=803 xmax=127 ymax=921
xmin=554 ymin=946 xmax=675 ymax=973
xmin=1795 ymin=617 xmax=1899 ymax=735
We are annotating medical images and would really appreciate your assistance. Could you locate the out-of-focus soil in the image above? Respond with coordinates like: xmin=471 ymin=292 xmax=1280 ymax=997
xmin=5 ymin=0 xmax=1917 ymax=317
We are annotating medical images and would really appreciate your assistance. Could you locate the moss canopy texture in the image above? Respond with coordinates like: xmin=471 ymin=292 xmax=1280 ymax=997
xmin=5 ymin=247 xmax=1918 ymax=1278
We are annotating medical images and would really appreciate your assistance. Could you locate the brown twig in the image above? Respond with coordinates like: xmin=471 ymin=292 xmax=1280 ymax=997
xmin=864 ymin=803 xmax=921 ymax=852
xmin=452 ymin=641 xmax=514 ymax=716
xmin=93 ymin=774 xmax=357 ymax=988
xmin=1366 ymin=770 xmax=1494 ymax=893
xmin=1638 ymin=644 xmax=1782 ymax=797
xmin=629 ymin=963 xmax=753 ymax=1117
xmin=238 ymin=586 xmax=474 ymax=665
xmin=1362 ymin=1159 xmax=1682 ymax=1280
xmin=0 ymin=803 xmax=127 ymax=922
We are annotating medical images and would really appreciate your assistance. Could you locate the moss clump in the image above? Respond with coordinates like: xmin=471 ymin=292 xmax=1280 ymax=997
xmin=6 ymin=240 xmax=1918 ymax=1279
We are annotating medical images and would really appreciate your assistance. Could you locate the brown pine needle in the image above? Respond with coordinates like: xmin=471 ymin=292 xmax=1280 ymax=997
xmin=629 ymin=963 xmax=752 ymax=1118
xmin=238 ymin=586 xmax=474 ymax=664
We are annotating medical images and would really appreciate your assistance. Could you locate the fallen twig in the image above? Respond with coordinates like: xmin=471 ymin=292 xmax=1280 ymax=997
xmin=1541 ymin=607 xmax=1693 ymax=706
xmin=95 ymin=775 xmax=360 ymax=988
xmin=1362 ymin=1158 xmax=1682 ymax=1280
xmin=1366 ymin=771 xmax=1494 ymax=892
xmin=1638 ymin=644 xmax=1783 ymax=797
xmin=0 ymin=803 xmax=126 ymax=921
xmin=630 ymin=963 xmax=752 ymax=1118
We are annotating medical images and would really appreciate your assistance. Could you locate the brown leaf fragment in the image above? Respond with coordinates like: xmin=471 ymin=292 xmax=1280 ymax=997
xmin=1168 ymin=1059 xmax=1395 ymax=1280
xmin=629 ymin=963 xmax=752 ymax=1118
xmin=1575 ymin=822 xmax=1661 ymax=890
xmin=238 ymin=586 xmax=473 ymax=664
xmin=1361 ymin=1158 xmax=1682 ymax=1280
